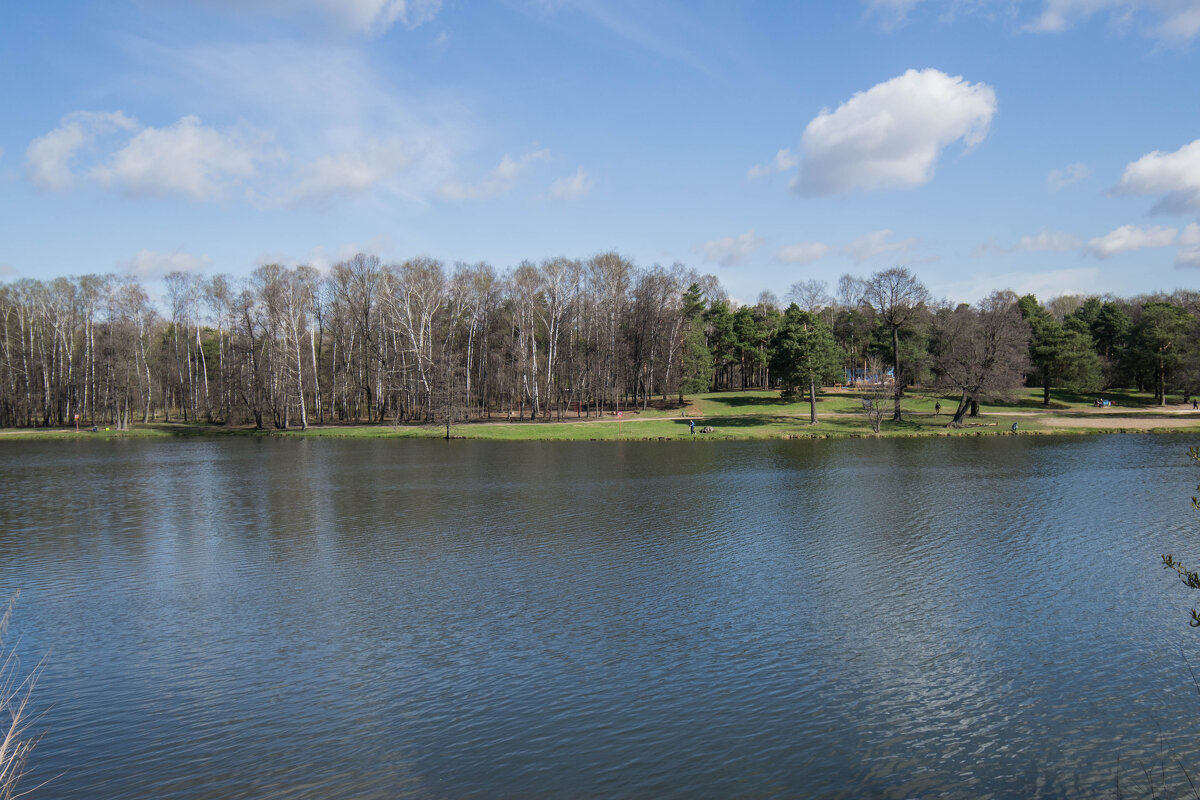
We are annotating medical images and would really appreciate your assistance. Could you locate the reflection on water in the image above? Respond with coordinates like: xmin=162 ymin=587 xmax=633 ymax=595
xmin=2 ymin=436 xmax=1200 ymax=798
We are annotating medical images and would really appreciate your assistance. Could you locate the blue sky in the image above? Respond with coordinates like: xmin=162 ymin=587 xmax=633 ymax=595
xmin=3 ymin=0 xmax=1200 ymax=304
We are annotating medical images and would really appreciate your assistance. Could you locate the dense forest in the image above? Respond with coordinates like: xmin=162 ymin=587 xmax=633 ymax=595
xmin=1 ymin=252 xmax=1198 ymax=430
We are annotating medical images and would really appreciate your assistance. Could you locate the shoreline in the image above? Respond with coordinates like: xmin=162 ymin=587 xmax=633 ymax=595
xmin=5 ymin=411 xmax=1200 ymax=442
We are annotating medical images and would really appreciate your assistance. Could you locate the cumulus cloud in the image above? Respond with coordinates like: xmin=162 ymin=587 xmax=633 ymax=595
xmin=1018 ymin=230 xmax=1083 ymax=251
xmin=549 ymin=166 xmax=593 ymax=200
xmin=89 ymin=116 xmax=270 ymax=201
xmin=1047 ymin=162 xmax=1091 ymax=192
xmin=290 ymin=138 xmax=409 ymax=203
xmin=747 ymin=147 xmax=801 ymax=179
xmin=790 ymin=68 xmax=996 ymax=195
xmin=698 ymin=231 xmax=762 ymax=267
xmin=1086 ymin=224 xmax=1177 ymax=258
xmin=126 ymin=249 xmax=213 ymax=280
xmin=844 ymin=229 xmax=919 ymax=262
xmin=1115 ymin=138 xmax=1200 ymax=213
xmin=774 ymin=242 xmax=832 ymax=264
xmin=25 ymin=111 xmax=138 ymax=191
xmin=439 ymin=149 xmax=550 ymax=201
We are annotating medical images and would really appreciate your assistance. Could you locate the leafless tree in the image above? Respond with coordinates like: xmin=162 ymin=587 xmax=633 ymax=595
xmin=862 ymin=267 xmax=929 ymax=422
xmin=929 ymin=291 xmax=1031 ymax=427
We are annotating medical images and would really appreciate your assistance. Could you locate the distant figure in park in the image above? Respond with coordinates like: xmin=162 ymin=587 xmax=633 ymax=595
xmin=934 ymin=401 xmax=941 ymax=416
xmin=689 ymin=419 xmax=695 ymax=436
xmin=1011 ymin=422 xmax=1018 ymax=433
xmin=1193 ymin=399 xmax=1198 ymax=410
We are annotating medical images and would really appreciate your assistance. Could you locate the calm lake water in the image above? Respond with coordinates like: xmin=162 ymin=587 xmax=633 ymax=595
xmin=2 ymin=435 xmax=1200 ymax=798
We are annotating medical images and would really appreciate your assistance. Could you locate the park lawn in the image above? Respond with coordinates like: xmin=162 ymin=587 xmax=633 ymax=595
xmin=695 ymin=388 xmax=956 ymax=417
xmin=6 ymin=388 xmax=1200 ymax=441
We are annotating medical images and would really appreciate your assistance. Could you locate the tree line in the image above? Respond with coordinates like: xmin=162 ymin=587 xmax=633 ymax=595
xmin=1 ymin=254 xmax=1198 ymax=430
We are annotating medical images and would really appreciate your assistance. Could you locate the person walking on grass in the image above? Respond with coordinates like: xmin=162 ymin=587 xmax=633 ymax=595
xmin=934 ymin=401 xmax=941 ymax=416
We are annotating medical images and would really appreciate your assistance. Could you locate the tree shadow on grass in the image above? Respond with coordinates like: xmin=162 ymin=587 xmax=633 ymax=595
xmin=681 ymin=414 xmax=793 ymax=428
xmin=703 ymin=395 xmax=794 ymax=409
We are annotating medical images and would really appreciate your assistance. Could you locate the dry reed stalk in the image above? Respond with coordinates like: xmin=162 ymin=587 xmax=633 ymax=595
xmin=0 ymin=592 xmax=43 ymax=800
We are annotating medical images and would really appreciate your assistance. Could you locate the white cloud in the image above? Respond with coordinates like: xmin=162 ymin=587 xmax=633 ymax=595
xmin=90 ymin=116 xmax=270 ymax=201
xmin=863 ymin=1 xmax=1200 ymax=43
xmin=215 ymin=0 xmax=442 ymax=34
xmin=439 ymin=148 xmax=550 ymax=201
xmin=971 ymin=238 xmax=1009 ymax=257
xmin=549 ymin=166 xmax=593 ymax=201
xmin=126 ymin=249 xmax=213 ymax=280
xmin=844 ymin=229 xmax=919 ymax=262
xmin=290 ymin=138 xmax=409 ymax=203
xmin=1181 ymin=222 xmax=1200 ymax=246
xmin=747 ymin=147 xmax=801 ymax=178
xmin=1026 ymin=0 xmax=1200 ymax=41
xmin=791 ymin=68 xmax=996 ymax=195
xmin=1178 ymin=223 xmax=1200 ymax=267
xmin=940 ymin=266 xmax=1101 ymax=304
xmin=698 ymin=231 xmax=762 ymax=267
xmin=774 ymin=242 xmax=832 ymax=264
xmin=864 ymin=0 xmax=925 ymax=29
xmin=25 ymin=111 xmax=137 ymax=191
xmin=0 ymin=263 xmax=15 ymax=278
xmin=1116 ymin=138 xmax=1200 ymax=213
xmin=136 ymin=40 xmax=465 ymax=208
xmin=1018 ymin=230 xmax=1083 ymax=251
xmin=1177 ymin=248 xmax=1200 ymax=267
xmin=1086 ymin=223 xmax=1177 ymax=258
xmin=1046 ymin=162 xmax=1091 ymax=192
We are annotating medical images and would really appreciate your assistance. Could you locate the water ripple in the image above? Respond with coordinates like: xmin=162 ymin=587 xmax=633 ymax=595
xmin=1 ymin=436 xmax=1199 ymax=798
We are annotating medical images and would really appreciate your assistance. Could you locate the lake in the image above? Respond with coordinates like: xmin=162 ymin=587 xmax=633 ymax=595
xmin=2 ymin=435 xmax=1199 ymax=798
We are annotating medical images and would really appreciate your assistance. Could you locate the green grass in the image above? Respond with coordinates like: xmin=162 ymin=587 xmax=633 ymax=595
xmin=4 ymin=388 xmax=1200 ymax=442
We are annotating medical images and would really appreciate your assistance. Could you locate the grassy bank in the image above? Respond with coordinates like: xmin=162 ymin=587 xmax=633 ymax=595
xmin=5 ymin=388 xmax=1200 ymax=441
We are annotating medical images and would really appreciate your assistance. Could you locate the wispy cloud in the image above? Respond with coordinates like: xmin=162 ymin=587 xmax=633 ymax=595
xmin=774 ymin=242 xmax=831 ymax=264
xmin=96 ymin=39 xmax=466 ymax=207
xmin=844 ymin=229 xmax=919 ymax=262
xmin=1018 ymin=230 xmax=1083 ymax=252
xmin=1046 ymin=162 xmax=1090 ymax=192
xmin=698 ymin=230 xmax=762 ymax=266
xmin=126 ymin=249 xmax=213 ymax=280
xmin=439 ymin=149 xmax=551 ymax=201
xmin=1025 ymin=0 xmax=1200 ymax=42
xmin=515 ymin=0 xmax=719 ymax=73
xmin=747 ymin=148 xmax=800 ymax=179
xmin=864 ymin=0 xmax=1200 ymax=43
xmin=200 ymin=0 xmax=443 ymax=35
xmin=940 ymin=266 xmax=1101 ymax=304
xmin=549 ymin=166 xmax=593 ymax=200
xmin=289 ymin=139 xmax=411 ymax=205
